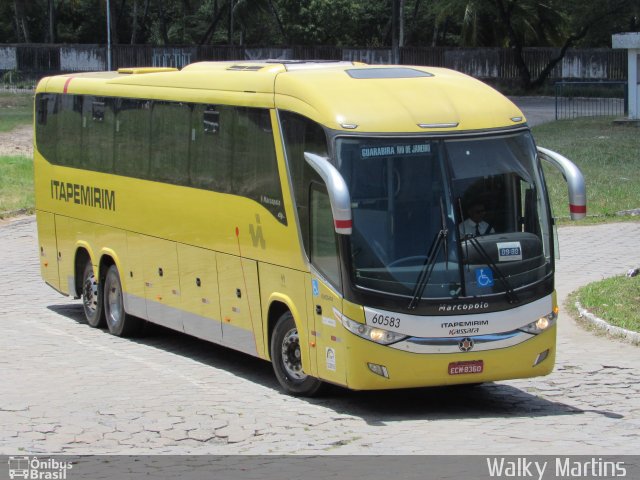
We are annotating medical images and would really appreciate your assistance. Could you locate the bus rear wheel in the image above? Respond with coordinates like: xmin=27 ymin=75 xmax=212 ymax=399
xmin=271 ymin=311 xmax=323 ymax=397
xmin=103 ymin=264 xmax=143 ymax=337
xmin=81 ymin=260 xmax=104 ymax=328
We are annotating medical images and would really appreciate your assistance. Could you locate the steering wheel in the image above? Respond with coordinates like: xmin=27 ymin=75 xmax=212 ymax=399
xmin=387 ymin=255 xmax=428 ymax=268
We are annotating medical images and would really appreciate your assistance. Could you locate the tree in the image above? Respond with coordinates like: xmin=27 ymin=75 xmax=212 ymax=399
xmin=494 ymin=0 xmax=633 ymax=89
xmin=13 ymin=0 xmax=32 ymax=42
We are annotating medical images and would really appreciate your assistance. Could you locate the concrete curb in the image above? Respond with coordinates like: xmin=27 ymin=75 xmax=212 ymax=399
xmin=575 ymin=301 xmax=640 ymax=345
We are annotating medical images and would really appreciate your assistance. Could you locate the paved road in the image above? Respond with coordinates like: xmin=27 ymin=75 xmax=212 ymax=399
xmin=1 ymin=217 xmax=639 ymax=455
xmin=509 ymin=96 xmax=557 ymax=127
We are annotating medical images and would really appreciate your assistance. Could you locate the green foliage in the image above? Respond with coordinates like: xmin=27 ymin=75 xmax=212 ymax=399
xmin=278 ymin=0 xmax=385 ymax=46
xmin=534 ymin=117 xmax=640 ymax=221
xmin=574 ymin=275 xmax=640 ymax=333
xmin=2 ymin=0 xmax=635 ymax=47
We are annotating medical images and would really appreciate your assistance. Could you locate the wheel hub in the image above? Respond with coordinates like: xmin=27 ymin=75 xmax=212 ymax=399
xmin=281 ymin=328 xmax=306 ymax=381
xmin=83 ymin=273 xmax=98 ymax=314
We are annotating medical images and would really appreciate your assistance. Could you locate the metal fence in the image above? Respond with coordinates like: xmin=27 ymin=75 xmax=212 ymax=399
xmin=555 ymin=81 xmax=628 ymax=120
xmin=0 ymin=44 xmax=629 ymax=87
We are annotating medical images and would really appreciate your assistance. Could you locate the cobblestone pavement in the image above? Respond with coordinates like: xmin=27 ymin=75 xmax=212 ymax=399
xmin=1 ymin=217 xmax=639 ymax=455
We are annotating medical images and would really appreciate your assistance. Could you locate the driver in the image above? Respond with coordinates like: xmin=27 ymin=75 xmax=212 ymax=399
xmin=459 ymin=202 xmax=494 ymax=237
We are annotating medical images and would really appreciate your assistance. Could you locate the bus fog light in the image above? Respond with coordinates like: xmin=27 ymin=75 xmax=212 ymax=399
xmin=367 ymin=363 xmax=389 ymax=378
xmin=533 ymin=349 xmax=550 ymax=366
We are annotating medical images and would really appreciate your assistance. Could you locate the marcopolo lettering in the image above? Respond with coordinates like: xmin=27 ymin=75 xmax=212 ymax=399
xmin=438 ymin=302 xmax=489 ymax=312
xmin=50 ymin=180 xmax=116 ymax=211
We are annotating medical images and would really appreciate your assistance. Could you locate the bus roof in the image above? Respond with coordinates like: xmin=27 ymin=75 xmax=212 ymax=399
xmin=37 ymin=61 xmax=526 ymax=133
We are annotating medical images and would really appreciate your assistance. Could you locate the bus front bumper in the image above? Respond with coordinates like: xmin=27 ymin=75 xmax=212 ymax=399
xmin=341 ymin=324 xmax=556 ymax=390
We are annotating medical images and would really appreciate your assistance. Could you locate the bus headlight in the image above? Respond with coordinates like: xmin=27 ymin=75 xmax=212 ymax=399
xmin=520 ymin=311 xmax=557 ymax=334
xmin=341 ymin=316 xmax=407 ymax=345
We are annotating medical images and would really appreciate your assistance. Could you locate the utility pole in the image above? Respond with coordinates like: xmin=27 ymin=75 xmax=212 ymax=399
xmin=106 ymin=0 xmax=112 ymax=70
xmin=391 ymin=0 xmax=404 ymax=64
xmin=228 ymin=0 xmax=234 ymax=46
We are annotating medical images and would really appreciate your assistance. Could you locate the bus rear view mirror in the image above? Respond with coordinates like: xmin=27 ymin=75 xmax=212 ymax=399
xmin=537 ymin=147 xmax=586 ymax=220
xmin=304 ymin=152 xmax=352 ymax=234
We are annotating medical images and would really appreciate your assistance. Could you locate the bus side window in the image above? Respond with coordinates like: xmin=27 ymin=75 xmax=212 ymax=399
xmin=231 ymin=108 xmax=285 ymax=223
xmin=189 ymin=104 xmax=232 ymax=192
xmin=82 ymin=96 xmax=115 ymax=173
xmin=114 ymin=98 xmax=151 ymax=179
xmin=58 ymin=95 xmax=83 ymax=168
xmin=279 ymin=111 xmax=329 ymax=251
xmin=37 ymin=96 xmax=49 ymax=125
xmin=150 ymin=101 xmax=191 ymax=186
xmin=35 ymin=94 xmax=57 ymax=164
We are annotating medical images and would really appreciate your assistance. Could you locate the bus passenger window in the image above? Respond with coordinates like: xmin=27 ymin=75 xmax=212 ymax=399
xmin=37 ymin=97 xmax=49 ymax=125
xmin=57 ymin=95 xmax=83 ymax=168
xmin=82 ymin=96 xmax=114 ymax=173
xmin=114 ymin=99 xmax=150 ymax=178
xmin=35 ymin=94 xmax=57 ymax=164
xmin=150 ymin=101 xmax=190 ymax=185
xmin=189 ymin=104 xmax=233 ymax=192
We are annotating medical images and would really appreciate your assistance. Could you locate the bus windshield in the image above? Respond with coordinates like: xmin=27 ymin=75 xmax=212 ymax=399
xmin=335 ymin=131 xmax=551 ymax=301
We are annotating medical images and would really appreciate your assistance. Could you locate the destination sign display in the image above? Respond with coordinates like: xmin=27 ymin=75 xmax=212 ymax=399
xmin=360 ymin=143 xmax=432 ymax=159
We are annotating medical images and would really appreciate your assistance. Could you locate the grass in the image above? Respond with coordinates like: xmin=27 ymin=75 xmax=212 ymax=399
xmin=0 ymin=93 xmax=34 ymax=216
xmin=571 ymin=275 xmax=640 ymax=333
xmin=533 ymin=117 xmax=640 ymax=224
xmin=0 ymin=156 xmax=34 ymax=216
xmin=0 ymin=92 xmax=33 ymax=133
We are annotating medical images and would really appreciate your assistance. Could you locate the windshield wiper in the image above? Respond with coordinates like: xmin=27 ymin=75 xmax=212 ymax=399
xmin=464 ymin=235 xmax=520 ymax=304
xmin=408 ymin=199 xmax=448 ymax=310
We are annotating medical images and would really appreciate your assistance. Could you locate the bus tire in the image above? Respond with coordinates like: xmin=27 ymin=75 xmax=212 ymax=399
xmin=81 ymin=260 xmax=104 ymax=328
xmin=271 ymin=311 xmax=323 ymax=397
xmin=103 ymin=264 xmax=142 ymax=337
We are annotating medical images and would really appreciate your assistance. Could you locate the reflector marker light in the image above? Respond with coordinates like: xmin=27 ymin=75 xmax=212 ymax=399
xmin=334 ymin=219 xmax=352 ymax=230
xmin=569 ymin=204 xmax=587 ymax=214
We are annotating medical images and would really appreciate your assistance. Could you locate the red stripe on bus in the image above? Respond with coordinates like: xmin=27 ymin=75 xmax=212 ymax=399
xmin=569 ymin=204 xmax=586 ymax=214
xmin=334 ymin=219 xmax=352 ymax=229
xmin=63 ymin=77 xmax=74 ymax=93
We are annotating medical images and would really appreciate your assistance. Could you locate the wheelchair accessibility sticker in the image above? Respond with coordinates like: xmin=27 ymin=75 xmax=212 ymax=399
xmin=475 ymin=268 xmax=494 ymax=287
xmin=312 ymin=279 xmax=320 ymax=297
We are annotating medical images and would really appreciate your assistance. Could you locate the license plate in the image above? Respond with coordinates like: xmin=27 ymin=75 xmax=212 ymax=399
xmin=448 ymin=360 xmax=484 ymax=375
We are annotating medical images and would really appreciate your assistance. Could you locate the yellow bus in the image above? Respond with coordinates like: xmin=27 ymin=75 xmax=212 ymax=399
xmin=34 ymin=61 xmax=586 ymax=396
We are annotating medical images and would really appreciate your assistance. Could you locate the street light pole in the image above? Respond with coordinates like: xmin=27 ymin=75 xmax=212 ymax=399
xmin=106 ymin=0 xmax=112 ymax=70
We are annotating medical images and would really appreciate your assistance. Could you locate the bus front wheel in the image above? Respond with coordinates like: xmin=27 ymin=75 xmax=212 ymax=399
xmin=82 ymin=260 xmax=104 ymax=328
xmin=103 ymin=265 xmax=143 ymax=337
xmin=271 ymin=311 xmax=323 ymax=397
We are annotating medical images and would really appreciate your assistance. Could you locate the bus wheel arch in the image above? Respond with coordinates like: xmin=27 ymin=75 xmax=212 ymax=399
xmin=74 ymin=247 xmax=91 ymax=298
xmin=269 ymin=305 xmax=323 ymax=397
xmin=267 ymin=300 xmax=290 ymax=361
